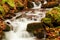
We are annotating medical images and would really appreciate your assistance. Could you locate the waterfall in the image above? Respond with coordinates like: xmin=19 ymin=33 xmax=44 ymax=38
xmin=4 ymin=1 xmax=46 ymax=40
xmin=32 ymin=2 xmax=41 ymax=9
xmin=32 ymin=0 xmax=47 ymax=9
xmin=4 ymin=18 xmax=37 ymax=40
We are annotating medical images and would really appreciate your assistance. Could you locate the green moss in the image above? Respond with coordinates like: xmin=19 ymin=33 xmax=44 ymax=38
xmin=3 ymin=25 xmax=10 ymax=32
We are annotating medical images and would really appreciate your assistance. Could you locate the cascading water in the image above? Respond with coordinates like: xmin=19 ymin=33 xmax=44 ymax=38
xmin=4 ymin=1 xmax=46 ymax=40
xmin=32 ymin=0 xmax=48 ymax=9
xmin=4 ymin=19 xmax=37 ymax=40
xmin=32 ymin=2 xmax=41 ymax=9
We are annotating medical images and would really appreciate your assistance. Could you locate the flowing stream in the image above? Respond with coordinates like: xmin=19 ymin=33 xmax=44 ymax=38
xmin=3 ymin=1 xmax=46 ymax=40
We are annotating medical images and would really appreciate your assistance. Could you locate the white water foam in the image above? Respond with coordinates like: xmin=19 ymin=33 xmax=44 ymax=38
xmin=4 ymin=2 xmax=46 ymax=40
